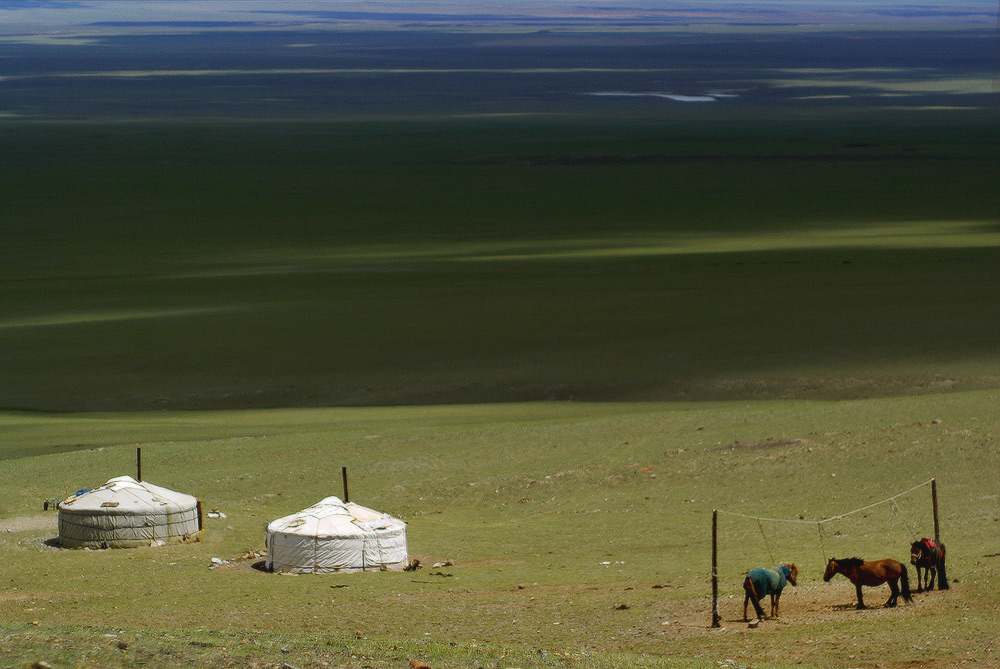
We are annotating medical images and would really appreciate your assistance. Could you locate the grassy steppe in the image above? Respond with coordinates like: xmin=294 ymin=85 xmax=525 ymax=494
xmin=2 ymin=114 xmax=999 ymax=410
xmin=1 ymin=395 xmax=999 ymax=668
xmin=2 ymin=112 xmax=999 ymax=667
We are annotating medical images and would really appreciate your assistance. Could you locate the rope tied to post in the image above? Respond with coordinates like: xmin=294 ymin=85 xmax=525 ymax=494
xmin=716 ymin=479 xmax=933 ymax=526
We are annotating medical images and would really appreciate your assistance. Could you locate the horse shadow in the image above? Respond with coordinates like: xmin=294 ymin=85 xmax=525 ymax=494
xmin=721 ymin=615 xmax=790 ymax=625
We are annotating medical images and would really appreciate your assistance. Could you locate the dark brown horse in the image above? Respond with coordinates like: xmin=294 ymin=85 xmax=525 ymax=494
xmin=910 ymin=538 xmax=948 ymax=592
xmin=823 ymin=557 xmax=912 ymax=609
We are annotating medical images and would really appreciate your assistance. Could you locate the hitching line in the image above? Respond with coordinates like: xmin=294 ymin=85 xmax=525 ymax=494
xmin=716 ymin=479 xmax=933 ymax=525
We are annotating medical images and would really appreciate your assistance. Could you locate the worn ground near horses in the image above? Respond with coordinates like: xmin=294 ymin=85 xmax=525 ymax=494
xmin=650 ymin=580 xmax=980 ymax=668
xmin=663 ymin=581 xmax=947 ymax=632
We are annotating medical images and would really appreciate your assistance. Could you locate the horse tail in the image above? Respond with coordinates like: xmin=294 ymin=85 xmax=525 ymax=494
xmin=899 ymin=563 xmax=913 ymax=602
xmin=744 ymin=576 xmax=763 ymax=614
xmin=937 ymin=544 xmax=949 ymax=590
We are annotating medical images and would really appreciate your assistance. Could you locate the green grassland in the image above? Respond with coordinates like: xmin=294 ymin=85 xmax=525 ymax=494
xmin=2 ymin=113 xmax=999 ymax=411
xmin=2 ymin=396 xmax=999 ymax=668
xmin=2 ymin=112 xmax=999 ymax=667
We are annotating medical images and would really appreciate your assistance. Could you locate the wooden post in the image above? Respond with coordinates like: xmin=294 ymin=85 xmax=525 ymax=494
xmin=136 ymin=447 xmax=142 ymax=482
xmin=931 ymin=477 xmax=940 ymax=544
xmin=342 ymin=466 xmax=350 ymax=503
xmin=711 ymin=509 xmax=721 ymax=628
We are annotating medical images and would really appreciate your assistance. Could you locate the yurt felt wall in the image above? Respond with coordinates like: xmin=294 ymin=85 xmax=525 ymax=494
xmin=266 ymin=496 xmax=408 ymax=573
xmin=58 ymin=476 xmax=201 ymax=548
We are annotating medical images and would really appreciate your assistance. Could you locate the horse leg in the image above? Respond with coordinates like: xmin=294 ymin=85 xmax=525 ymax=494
xmin=772 ymin=592 xmax=781 ymax=619
xmin=885 ymin=578 xmax=899 ymax=607
xmin=855 ymin=583 xmax=866 ymax=610
xmin=914 ymin=565 xmax=923 ymax=593
xmin=744 ymin=577 xmax=765 ymax=621
xmin=927 ymin=565 xmax=936 ymax=591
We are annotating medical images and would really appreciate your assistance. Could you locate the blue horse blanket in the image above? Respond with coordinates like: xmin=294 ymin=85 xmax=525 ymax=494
xmin=746 ymin=565 xmax=791 ymax=597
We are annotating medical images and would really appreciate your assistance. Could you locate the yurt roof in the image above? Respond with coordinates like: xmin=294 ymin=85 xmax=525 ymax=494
xmin=267 ymin=496 xmax=404 ymax=539
xmin=58 ymin=475 xmax=197 ymax=514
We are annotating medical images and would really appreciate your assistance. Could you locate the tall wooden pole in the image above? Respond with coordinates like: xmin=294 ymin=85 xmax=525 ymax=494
xmin=711 ymin=509 xmax=721 ymax=628
xmin=136 ymin=447 xmax=142 ymax=482
xmin=342 ymin=466 xmax=350 ymax=503
xmin=931 ymin=477 xmax=940 ymax=544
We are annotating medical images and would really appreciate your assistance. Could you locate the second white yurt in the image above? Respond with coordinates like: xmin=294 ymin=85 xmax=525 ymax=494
xmin=57 ymin=475 xmax=201 ymax=548
xmin=266 ymin=496 xmax=408 ymax=573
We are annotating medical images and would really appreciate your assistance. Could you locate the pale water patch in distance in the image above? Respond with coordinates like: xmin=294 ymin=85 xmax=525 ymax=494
xmin=588 ymin=91 xmax=738 ymax=102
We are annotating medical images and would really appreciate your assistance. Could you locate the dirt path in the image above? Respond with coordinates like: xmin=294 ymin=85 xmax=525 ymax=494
xmin=1 ymin=514 xmax=57 ymax=533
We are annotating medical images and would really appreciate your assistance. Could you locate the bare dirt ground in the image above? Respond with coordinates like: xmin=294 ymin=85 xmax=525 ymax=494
xmin=658 ymin=581 xmax=955 ymax=633
xmin=646 ymin=580 xmax=980 ymax=668
xmin=1 ymin=514 xmax=56 ymax=533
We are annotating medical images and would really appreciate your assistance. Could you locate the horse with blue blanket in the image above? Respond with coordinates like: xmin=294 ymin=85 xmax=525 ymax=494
xmin=743 ymin=563 xmax=798 ymax=621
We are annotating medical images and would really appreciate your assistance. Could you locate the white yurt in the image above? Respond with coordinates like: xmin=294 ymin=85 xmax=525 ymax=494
xmin=57 ymin=476 xmax=201 ymax=549
xmin=266 ymin=496 xmax=408 ymax=573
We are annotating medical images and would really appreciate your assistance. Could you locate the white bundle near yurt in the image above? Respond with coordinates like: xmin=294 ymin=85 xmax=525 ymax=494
xmin=57 ymin=475 xmax=201 ymax=549
xmin=266 ymin=496 xmax=408 ymax=573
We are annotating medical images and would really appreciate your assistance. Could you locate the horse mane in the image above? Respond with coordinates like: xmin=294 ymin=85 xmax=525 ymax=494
xmin=836 ymin=557 xmax=865 ymax=567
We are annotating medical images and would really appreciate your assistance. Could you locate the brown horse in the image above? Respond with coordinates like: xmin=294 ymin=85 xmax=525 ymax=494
xmin=910 ymin=538 xmax=948 ymax=592
xmin=823 ymin=557 xmax=912 ymax=609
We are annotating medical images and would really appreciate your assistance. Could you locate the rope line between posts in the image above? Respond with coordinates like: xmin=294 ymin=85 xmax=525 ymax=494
xmin=716 ymin=479 xmax=933 ymax=525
